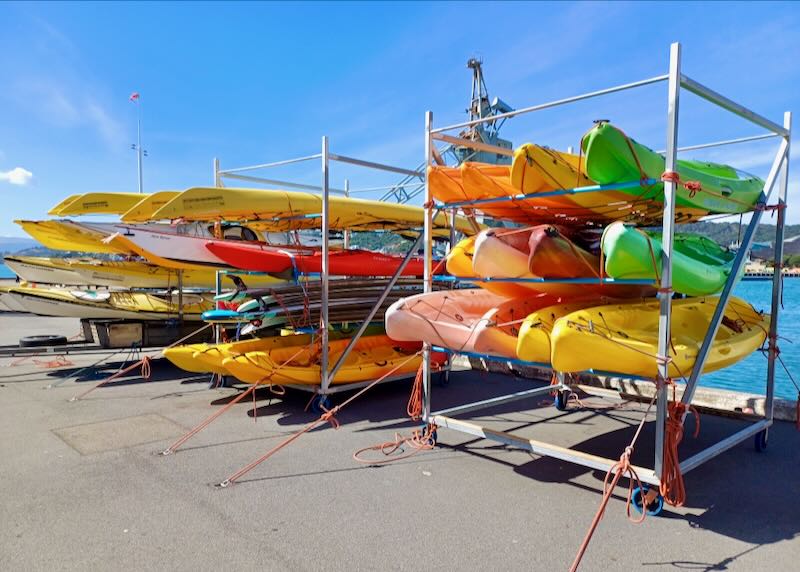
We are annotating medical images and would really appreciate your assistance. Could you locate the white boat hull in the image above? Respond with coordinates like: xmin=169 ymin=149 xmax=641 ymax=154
xmin=3 ymin=258 xmax=86 ymax=286
xmin=5 ymin=291 xmax=203 ymax=320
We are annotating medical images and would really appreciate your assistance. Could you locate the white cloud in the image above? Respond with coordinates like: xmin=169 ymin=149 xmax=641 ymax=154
xmin=0 ymin=167 xmax=33 ymax=186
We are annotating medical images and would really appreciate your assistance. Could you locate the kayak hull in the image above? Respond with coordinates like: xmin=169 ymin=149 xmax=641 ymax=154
xmin=551 ymin=297 xmax=768 ymax=377
xmin=601 ymin=222 xmax=737 ymax=296
xmin=582 ymin=122 xmax=763 ymax=216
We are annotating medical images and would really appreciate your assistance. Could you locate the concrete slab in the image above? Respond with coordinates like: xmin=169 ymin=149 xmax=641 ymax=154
xmin=0 ymin=313 xmax=798 ymax=571
xmin=53 ymin=413 xmax=184 ymax=455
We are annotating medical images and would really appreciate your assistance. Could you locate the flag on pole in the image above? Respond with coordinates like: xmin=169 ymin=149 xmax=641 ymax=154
xmin=129 ymin=92 xmax=140 ymax=102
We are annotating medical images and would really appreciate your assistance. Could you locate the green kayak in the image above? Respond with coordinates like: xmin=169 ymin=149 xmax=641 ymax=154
xmin=601 ymin=221 xmax=739 ymax=296
xmin=582 ymin=122 xmax=764 ymax=216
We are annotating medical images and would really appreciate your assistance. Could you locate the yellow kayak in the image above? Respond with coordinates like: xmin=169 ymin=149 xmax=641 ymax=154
xmin=121 ymin=191 xmax=182 ymax=222
xmin=50 ymin=192 xmax=149 ymax=216
xmin=163 ymin=325 xmax=388 ymax=376
xmin=15 ymin=220 xmax=128 ymax=255
xmin=222 ymin=335 xmax=423 ymax=386
xmin=516 ymin=300 xmax=616 ymax=363
xmin=151 ymin=187 xmax=478 ymax=234
xmin=164 ymin=335 xmax=309 ymax=375
xmin=1 ymin=285 xmax=214 ymax=320
xmin=550 ymin=297 xmax=768 ymax=377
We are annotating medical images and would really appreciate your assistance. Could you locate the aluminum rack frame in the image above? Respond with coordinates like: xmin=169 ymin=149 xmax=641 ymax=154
xmin=420 ymin=42 xmax=791 ymax=498
xmin=209 ymin=141 xmax=434 ymax=402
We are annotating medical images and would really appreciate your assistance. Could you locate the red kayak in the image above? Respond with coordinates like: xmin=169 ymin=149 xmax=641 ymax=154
xmin=205 ymin=240 xmax=432 ymax=276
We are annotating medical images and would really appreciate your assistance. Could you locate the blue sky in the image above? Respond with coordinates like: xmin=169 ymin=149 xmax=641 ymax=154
xmin=1 ymin=1 xmax=798 ymax=236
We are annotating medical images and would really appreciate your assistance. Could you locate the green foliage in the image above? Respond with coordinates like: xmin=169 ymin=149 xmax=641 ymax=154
xmin=784 ymin=254 xmax=800 ymax=268
xmin=677 ymin=221 xmax=798 ymax=246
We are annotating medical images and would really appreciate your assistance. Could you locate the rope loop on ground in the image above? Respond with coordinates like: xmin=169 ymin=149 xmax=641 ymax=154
xmin=352 ymin=423 xmax=438 ymax=465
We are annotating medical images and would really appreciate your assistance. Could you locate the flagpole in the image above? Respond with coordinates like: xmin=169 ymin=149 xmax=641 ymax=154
xmin=136 ymin=96 xmax=143 ymax=194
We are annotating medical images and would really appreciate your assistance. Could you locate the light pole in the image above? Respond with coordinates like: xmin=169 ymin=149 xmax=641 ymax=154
xmin=129 ymin=92 xmax=145 ymax=193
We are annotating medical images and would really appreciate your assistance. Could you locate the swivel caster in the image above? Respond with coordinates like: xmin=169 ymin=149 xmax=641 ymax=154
xmin=754 ymin=429 xmax=768 ymax=452
xmin=310 ymin=394 xmax=332 ymax=414
xmin=632 ymin=485 xmax=664 ymax=516
xmin=554 ymin=390 xmax=570 ymax=411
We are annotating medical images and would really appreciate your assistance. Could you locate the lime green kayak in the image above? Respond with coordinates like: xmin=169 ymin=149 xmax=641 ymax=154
xmin=582 ymin=122 xmax=764 ymax=216
xmin=601 ymin=221 xmax=739 ymax=296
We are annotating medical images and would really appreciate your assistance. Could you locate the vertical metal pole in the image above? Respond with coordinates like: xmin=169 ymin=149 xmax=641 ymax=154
xmin=136 ymin=103 xmax=144 ymax=194
xmin=766 ymin=111 xmax=792 ymax=421
xmin=320 ymin=136 xmax=331 ymax=392
xmin=654 ymin=42 xmax=681 ymax=480
xmin=343 ymin=179 xmax=351 ymax=250
xmin=214 ymin=271 xmax=222 ymax=343
xmin=213 ymin=158 xmax=222 ymax=343
xmin=422 ymin=111 xmax=434 ymax=422
xmin=177 ymin=270 xmax=184 ymax=323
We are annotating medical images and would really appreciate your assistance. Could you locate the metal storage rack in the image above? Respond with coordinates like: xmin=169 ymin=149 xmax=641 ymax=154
xmin=419 ymin=43 xmax=791 ymax=494
xmin=208 ymin=140 xmax=434 ymax=405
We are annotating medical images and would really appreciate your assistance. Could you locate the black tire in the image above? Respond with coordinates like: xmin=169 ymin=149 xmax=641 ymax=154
xmin=19 ymin=334 xmax=68 ymax=348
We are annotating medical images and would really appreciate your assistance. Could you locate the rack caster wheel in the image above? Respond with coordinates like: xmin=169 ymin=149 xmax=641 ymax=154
xmin=554 ymin=390 xmax=569 ymax=411
xmin=754 ymin=429 xmax=768 ymax=452
xmin=311 ymin=394 xmax=332 ymax=414
xmin=632 ymin=485 xmax=664 ymax=516
xmin=435 ymin=370 xmax=450 ymax=387
xmin=420 ymin=425 xmax=437 ymax=445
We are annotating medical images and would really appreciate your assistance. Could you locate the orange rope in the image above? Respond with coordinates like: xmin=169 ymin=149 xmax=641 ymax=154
xmin=217 ymin=350 xmax=423 ymax=487
xmin=352 ymin=424 xmax=437 ymax=465
xmin=660 ymin=387 xmax=699 ymax=507
xmin=569 ymin=391 xmax=657 ymax=572
xmin=32 ymin=355 xmax=74 ymax=369
xmin=71 ymin=355 xmax=152 ymax=401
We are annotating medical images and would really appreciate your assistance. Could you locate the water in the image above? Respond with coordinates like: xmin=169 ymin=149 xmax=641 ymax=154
xmin=0 ymin=259 xmax=795 ymax=399
xmin=0 ymin=263 xmax=15 ymax=279
xmin=702 ymin=279 xmax=799 ymax=401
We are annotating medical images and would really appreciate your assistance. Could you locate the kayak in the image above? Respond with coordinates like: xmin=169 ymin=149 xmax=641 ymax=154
xmin=49 ymin=192 xmax=147 ymax=216
xmin=429 ymin=161 xmax=594 ymax=224
xmin=0 ymin=285 xmax=213 ymax=320
xmin=510 ymin=144 xmax=666 ymax=223
xmin=472 ymin=226 xmax=654 ymax=298
xmin=204 ymin=240 xmax=430 ymax=276
xmin=515 ymin=300 xmax=616 ymax=363
xmin=163 ymin=325 xmax=388 ymax=376
xmin=446 ymin=236 xmax=534 ymax=299
xmin=385 ymin=289 xmax=513 ymax=352
xmin=151 ymin=186 xmax=479 ymax=235
xmin=429 ymin=159 xmax=598 ymax=222
xmin=582 ymin=122 xmax=764 ymax=217
xmin=550 ymin=296 xmax=768 ymax=377
xmin=470 ymin=296 xmax=568 ymax=359
xmin=221 ymin=335 xmax=431 ymax=386
xmin=601 ymin=222 xmax=738 ymax=296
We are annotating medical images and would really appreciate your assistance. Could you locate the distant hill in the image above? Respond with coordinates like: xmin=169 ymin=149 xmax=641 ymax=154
xmin=677 ymin=221 xmax=800 ymax=248
xmin=0 ymin=236 xmax=38 ymax=255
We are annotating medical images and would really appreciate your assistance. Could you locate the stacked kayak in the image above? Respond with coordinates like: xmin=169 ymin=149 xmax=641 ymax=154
xmin=222 ymin=335 xmax=429 ymax=386
xmin=0 ymin=285 xmax=213 ymax=320
xmin=582 ymin=121 xmax=764 ymax=218
xmin=467 ymin=225 xmax=653 ymax=298
xmin=204 ymin=241 xmax=432 ymax=277
xmin=389 ymin=120 xmax=770 ymax=380
xmin=551 ymin=297 xmax=768 ymax=377
xmin=2 ymin=255 xmax=283 ymax=289
xmin=601 ymin=222 xmax=739 ymax=296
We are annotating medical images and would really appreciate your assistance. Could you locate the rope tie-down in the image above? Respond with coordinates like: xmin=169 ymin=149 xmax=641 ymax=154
xmin=569 ymin=388 xmax=658 ymax=572
xmin=159 ymin=341 xmax=313 ymax=456
xmin=70 ymin=323 xmax=212 ymax=401
xmin=215 ymin=351 xmax=423 ymax=488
